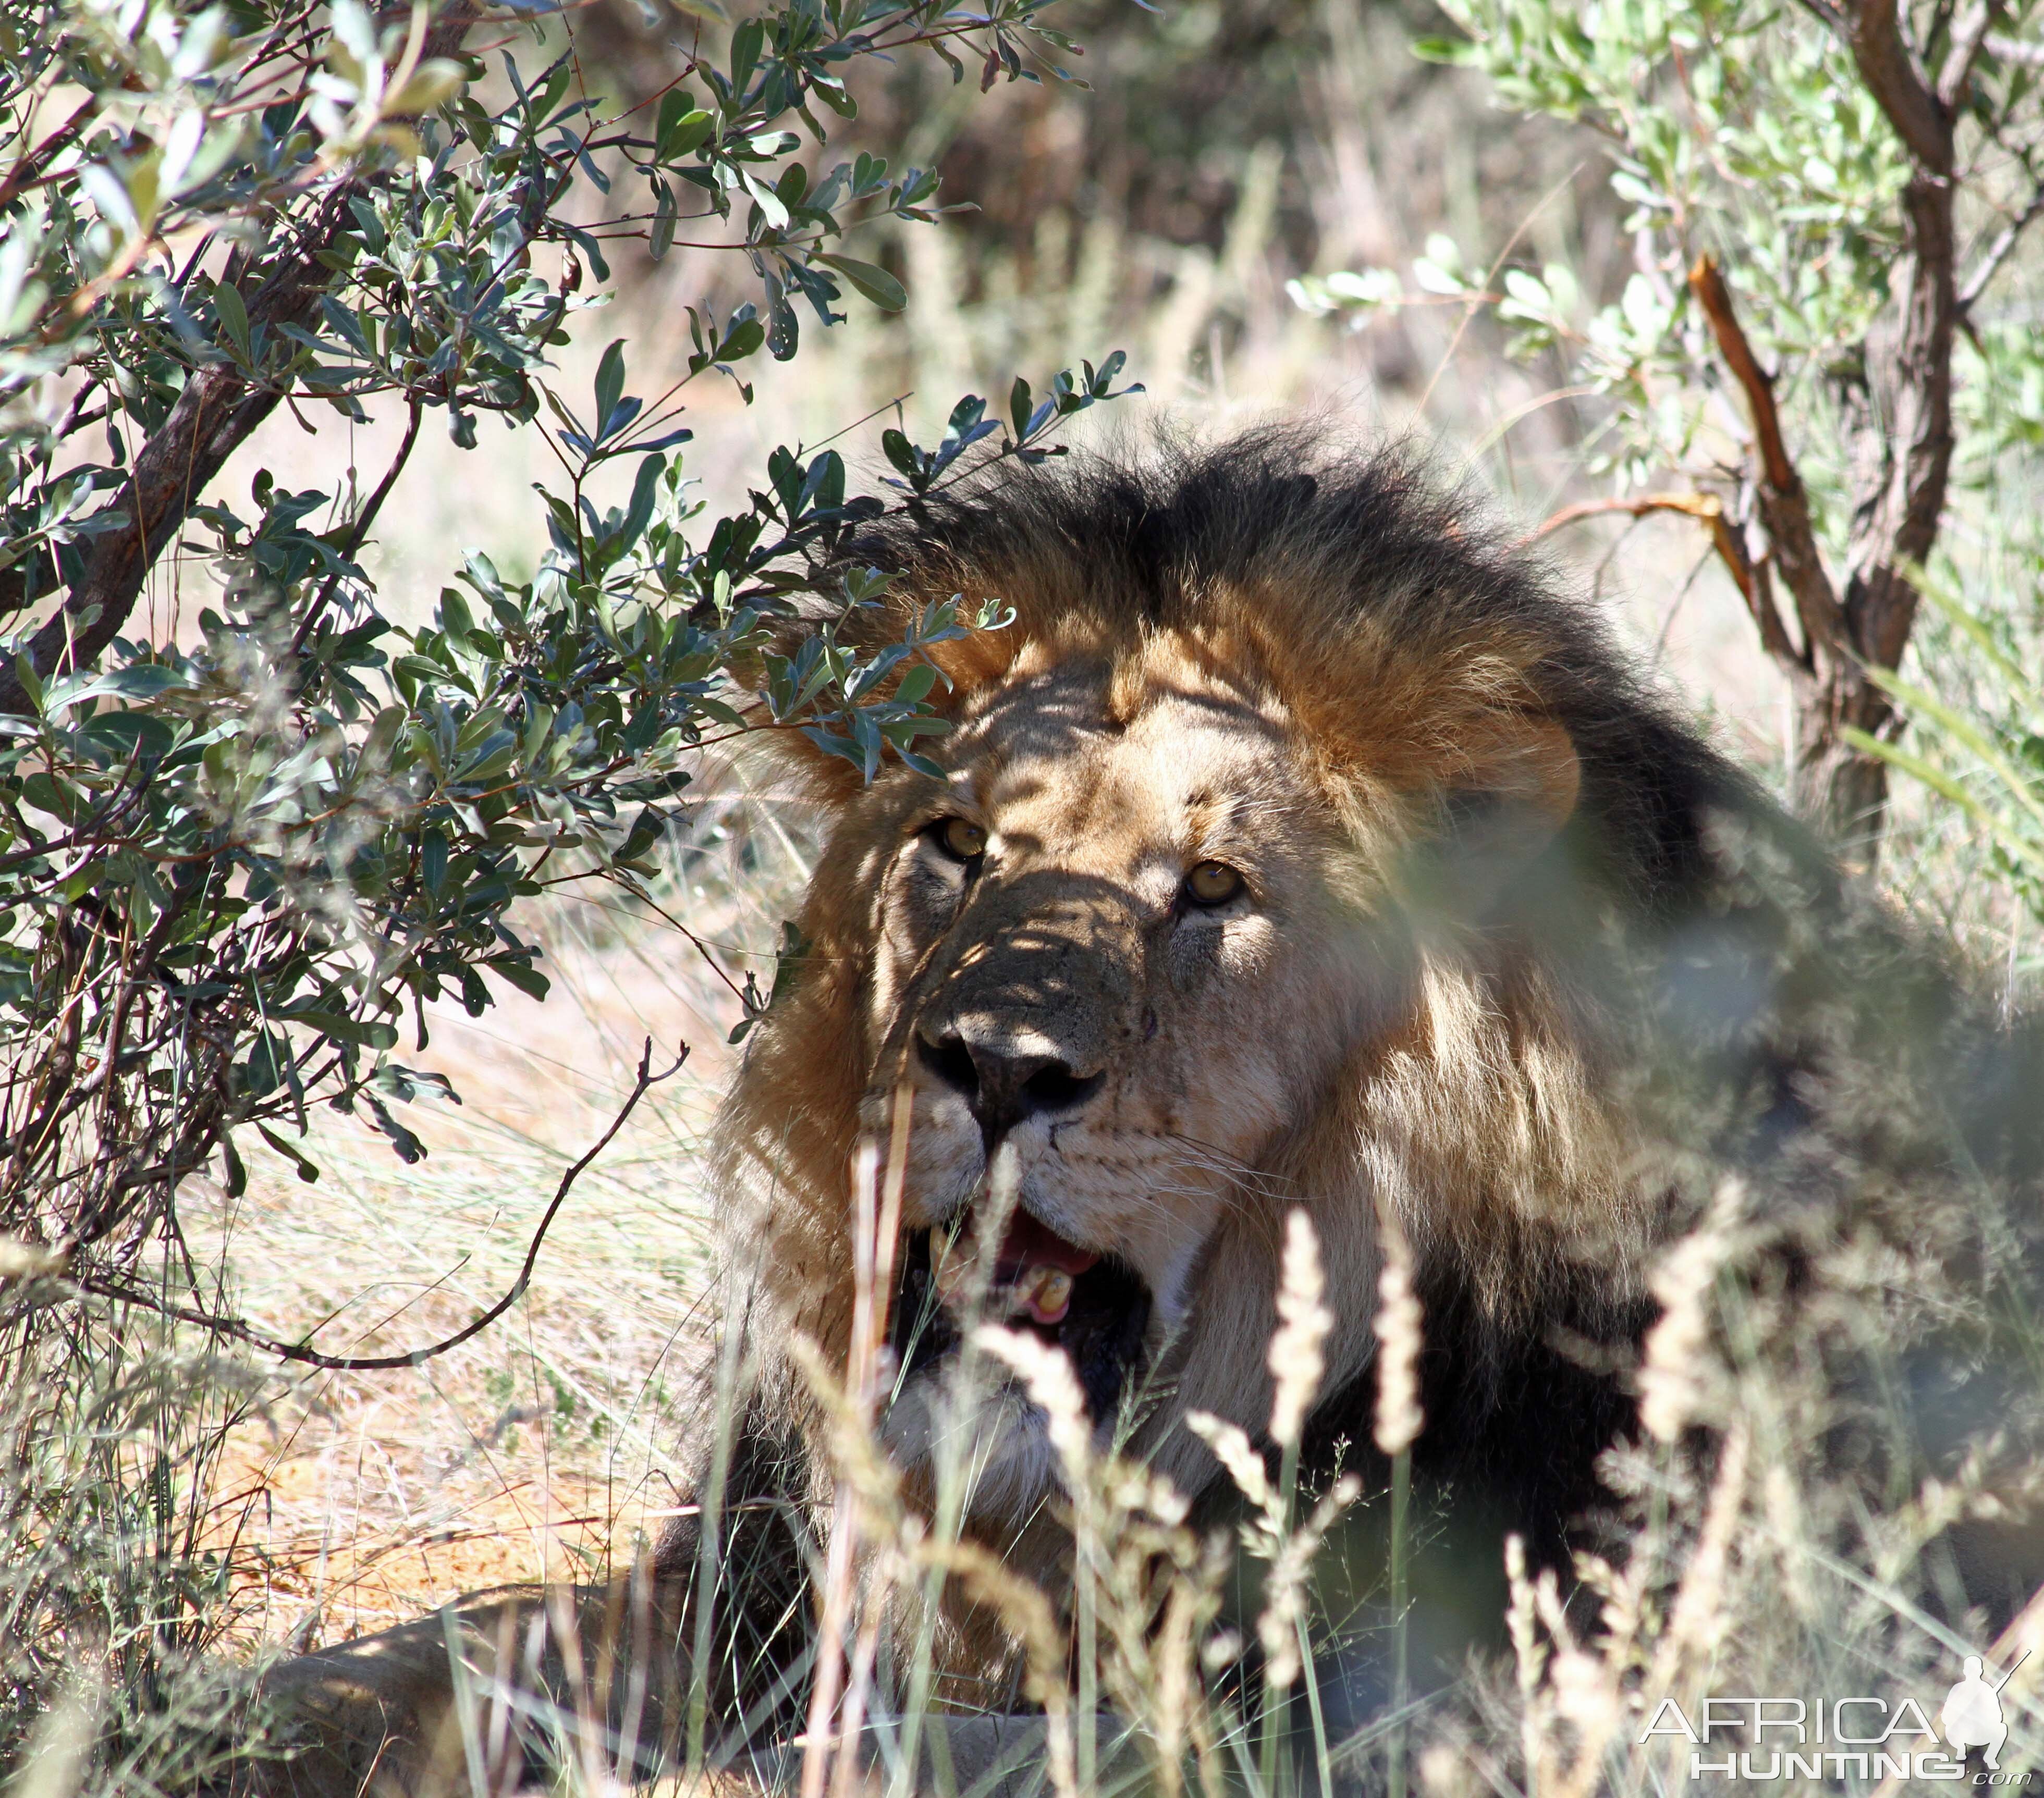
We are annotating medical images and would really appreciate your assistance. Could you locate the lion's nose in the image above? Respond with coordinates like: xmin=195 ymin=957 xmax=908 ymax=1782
xmin=916 ymin=1025 xmax=1104 ymax=1140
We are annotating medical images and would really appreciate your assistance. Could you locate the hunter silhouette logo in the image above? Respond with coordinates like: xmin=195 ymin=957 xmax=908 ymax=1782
xmin=1943 ymin=1654 xmax=2028 ymax=1770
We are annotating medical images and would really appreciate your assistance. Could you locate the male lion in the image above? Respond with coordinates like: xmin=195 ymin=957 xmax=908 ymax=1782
xmin=259 ymin=434 xmax=2043 ymax=1793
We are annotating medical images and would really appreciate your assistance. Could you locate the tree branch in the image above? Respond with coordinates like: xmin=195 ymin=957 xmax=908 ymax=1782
xmin=1936 ymin=0 xmax=2001 ymax=110
xmin=0 ymin=0 xmax=480 ymax=718
xmin=77 ymin=1038 xmax=687 ymax=1371
xmin=0 ymin=93 xmax=102 ymax=212
xmin=1687 ymin=254 xmax=1846 ymax=664
xmin=1959 ymin=178 xmax=2044 ymax=309
xmin=1830 ymin=0 xmax=1962 ymax=671
xmin=290 ymin=390 xmax=427 ymax=658
xmin=1985 ymin=30 xmax=2044 ymax=65
xmin=1840 ymin=0 xmax=1954 ymax=174
xmin=1528 ymin=490 xmax=1803 ymax=665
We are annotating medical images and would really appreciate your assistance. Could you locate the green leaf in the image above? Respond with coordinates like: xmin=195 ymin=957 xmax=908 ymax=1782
xmin=243 ymin=1031 xmax=289 ymax=1099
xmin=491 ymin=958 xmax=550 ymax=1002
xmin=815 ymin=253 xmax=906 ymax=312
xmin=256 ymin=1124 xmax=321 ymax=1184
xmin=650 ymin=180 xmax=677 ymax=260
xmin=622 ymin=451 xmax=665 ymax=547
xmin=719 ymin=317 xmax=765 ymax=362
xmin=213 ymin=280 xmax=252 ymax=364
xmin=385 ymin=57 xmax=466 ymax=116
xmin=656 ymin=96 xmax=715 ymax=161
xmin=279 ymin=1009 xmax=401 ymax=1050
xmin=765 ymin=280 xmax=798 ymax=360
xmin=594 ymin=339 xmax=627 ymax=438
xmin=45 ymin=664 xmax=188 ymax=713
xmin=364 ymin=1094 xmax=426 ymax=1164
xmin=881 ymin=428 xmax=919 ymax=478
xmin=619 ymin=805 xmax=664 ymax=861
xmin=439 ymin=585 xmax=474 ymax=641
xmin=728 ymin=18 xmax=764 ymax=94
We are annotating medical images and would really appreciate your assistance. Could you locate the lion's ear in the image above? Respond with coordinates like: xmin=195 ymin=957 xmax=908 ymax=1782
xmin=1430 ymin=711 xmax=1582 ymax=894
xmin=1464 ymin=711 xmax=1581 ymax=835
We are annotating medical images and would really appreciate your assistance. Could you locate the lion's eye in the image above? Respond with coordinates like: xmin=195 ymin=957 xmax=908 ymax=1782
xmin=933 ymin=817 xmax=987 ymax=863
xmin=1183 ymin=860 xmax=1245 ymax=907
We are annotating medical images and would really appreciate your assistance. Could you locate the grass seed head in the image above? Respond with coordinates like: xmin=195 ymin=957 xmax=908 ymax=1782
xmin=1269 ymin=1208 xmax=1333 ymax=1449
xmin=1372 ymin=1213 xmax=1425 ymax=1458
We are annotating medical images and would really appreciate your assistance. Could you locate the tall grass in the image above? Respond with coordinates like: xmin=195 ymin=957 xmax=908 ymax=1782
xmin=9 ymin=746 xmax=2044 ymax=1795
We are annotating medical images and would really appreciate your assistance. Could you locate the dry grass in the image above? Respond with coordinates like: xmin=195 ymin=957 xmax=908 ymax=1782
xmin=175 ymin=787 xmax=810 ymax=1655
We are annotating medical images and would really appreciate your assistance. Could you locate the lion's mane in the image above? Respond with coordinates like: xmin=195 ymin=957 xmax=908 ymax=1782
xmin=717 ymin=430 xmax=1754 ymax=1392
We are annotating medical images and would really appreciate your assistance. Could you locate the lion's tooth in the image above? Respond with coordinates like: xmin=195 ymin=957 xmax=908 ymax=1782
xmin=1025 ymin=1266 xmax=1073 ymax=1323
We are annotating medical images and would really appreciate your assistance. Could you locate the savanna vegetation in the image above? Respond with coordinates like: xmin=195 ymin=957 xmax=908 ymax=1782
xmin=3 ymin=0 xmax=2044 ymax=1790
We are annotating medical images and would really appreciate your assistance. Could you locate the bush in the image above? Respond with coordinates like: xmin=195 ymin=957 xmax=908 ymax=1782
xmin=0 ymin=0 xmax=1133 ymax=1776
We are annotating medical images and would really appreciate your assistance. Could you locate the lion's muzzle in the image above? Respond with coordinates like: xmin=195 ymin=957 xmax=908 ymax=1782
xmin=904 ymin=874 xmax=1142 ymax=1147
xmin=890 ymin=1218 xmax=1154 ymax=1423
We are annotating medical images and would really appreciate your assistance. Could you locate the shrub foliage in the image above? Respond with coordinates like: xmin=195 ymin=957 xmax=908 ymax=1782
xmin=0 ymin=0 xmax=1131 ymax=1302
xmin=0 ymin=0 xmax=1132 ymax=1769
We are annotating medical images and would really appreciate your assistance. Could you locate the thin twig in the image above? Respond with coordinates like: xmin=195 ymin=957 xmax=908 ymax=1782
xmin=1687 ymin=253 xmax=1844 ymax=664
xmin=1959 ymin=179 xmax=2044 ymax=310
xmin=0 ymin=93 xmax=101 ymax=212
xmin=75 ymin=1038 xmax=687 ymax=1370
xmin=1415 ymin=164 xmax=1584 ymax=420
xmin=290 ymin=389 xmax=427 ymax=657
xmin=1529 ymin=488 xmax=1803 ymax=664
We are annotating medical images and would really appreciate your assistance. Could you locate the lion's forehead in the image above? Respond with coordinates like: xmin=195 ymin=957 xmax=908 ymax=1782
xmin=953 ymin=647 xmax=1315 ymax=867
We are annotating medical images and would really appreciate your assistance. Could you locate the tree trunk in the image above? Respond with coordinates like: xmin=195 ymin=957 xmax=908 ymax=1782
xmin=1703 ymin=8 xmax=1963 ymax=872
xmin=1794 ymin=667 xmax=1896 ymax=867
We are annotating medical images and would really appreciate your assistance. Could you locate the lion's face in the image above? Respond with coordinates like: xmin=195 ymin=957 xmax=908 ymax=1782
xmin=845 ymin=631 xmax=1407 ymax=1510
xmin=716 ymin=447 xmax=1639 ymax=1535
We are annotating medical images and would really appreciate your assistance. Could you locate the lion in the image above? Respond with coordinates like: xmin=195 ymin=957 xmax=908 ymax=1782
xmin=254 ymin=432 xmax=2044 ymax=1794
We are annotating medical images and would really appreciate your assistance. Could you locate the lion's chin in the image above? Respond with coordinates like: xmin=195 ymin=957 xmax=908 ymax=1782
xmin=877 ymin=1377 xmax=1064 ymax=1524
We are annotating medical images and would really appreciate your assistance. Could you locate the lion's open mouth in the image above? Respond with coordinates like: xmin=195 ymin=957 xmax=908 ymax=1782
xmin=890 ymin=1207 xmax=1152 ymax=1422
